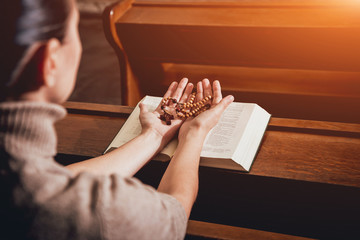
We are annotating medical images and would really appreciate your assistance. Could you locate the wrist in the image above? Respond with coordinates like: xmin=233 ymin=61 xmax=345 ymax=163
xmin=141 ymin=127 xmax=163 ymax=141
xmin=136 ymin=128 xmax=165 ymax=155
xmin=179 ymin=126 xmax=208 ymax=144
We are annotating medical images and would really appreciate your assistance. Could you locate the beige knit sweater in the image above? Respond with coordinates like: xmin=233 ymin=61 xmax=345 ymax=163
xmin=0 ymin=101 xmax=187 ymax=240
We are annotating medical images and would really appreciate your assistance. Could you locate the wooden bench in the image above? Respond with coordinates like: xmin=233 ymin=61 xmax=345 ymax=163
xmin=103 ymin=0 xmax=360 ymax=123
xmin=186 ymin=220 xmax=314 ymax=240
xmin=56 ymin=102 xmax=360 ymax=239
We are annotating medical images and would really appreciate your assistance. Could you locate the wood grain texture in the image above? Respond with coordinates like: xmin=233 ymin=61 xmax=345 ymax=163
xmin=186 ymin=220 xmax=316 ymax=240
xmin=135 ymin=0 xmax=360 ymax=8
xmin=56 ymin=113 xmax=126 ymax=157
xmin=64 ymin=101 xmax=133 ymax=115
xmin=122 ymin=3 xmax=360 ymax=28
xmin=269 ymin=117 xmax=360 ymax=133
xmin=163 ymin=64 xmax=360 ymax=98
xmin=118 ymin=24 xmax=360 ymax=71
xmin=252 ymin=130 xmax=360 ymax=186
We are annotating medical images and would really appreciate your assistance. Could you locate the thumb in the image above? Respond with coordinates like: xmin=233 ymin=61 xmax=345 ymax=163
xmin=139 ymin=103 xmax=149 ymax=115
xmin=212 ymin=95 xmax=234 ymax=114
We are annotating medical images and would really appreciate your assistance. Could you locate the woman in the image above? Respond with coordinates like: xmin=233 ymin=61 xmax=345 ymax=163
xmin=0 ymin=0 xmax=234 ymax=239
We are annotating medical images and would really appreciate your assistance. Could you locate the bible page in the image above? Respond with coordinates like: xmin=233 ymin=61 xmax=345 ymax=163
xmin=200 ymin=103 xmax=255 ymax=159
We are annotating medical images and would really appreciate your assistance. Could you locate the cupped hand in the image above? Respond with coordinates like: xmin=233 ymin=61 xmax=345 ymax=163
xmin=139 ymin=78 xmax=194 ymax=146
xmin=178 ymin=79 xmax=234 ymax=141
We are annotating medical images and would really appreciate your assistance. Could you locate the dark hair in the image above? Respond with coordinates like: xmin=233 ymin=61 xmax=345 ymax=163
xmin=0 ymin=0 xmax=72 ymax=88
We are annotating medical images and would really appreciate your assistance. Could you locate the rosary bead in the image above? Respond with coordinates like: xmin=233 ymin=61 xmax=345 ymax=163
xmin=161 ymin=91 xmax=212 ymax=124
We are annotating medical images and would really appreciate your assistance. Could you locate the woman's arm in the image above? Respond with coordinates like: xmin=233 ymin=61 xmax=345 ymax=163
xmin=157 ymin=127 xmax=206 ymax=217
xmin=158 ymin=79 xmax=234 ymax=217
xmin=65 ymin=127 xmax=163 ymax=177
xmin=66 ymin=78 xmax=193 ymax=177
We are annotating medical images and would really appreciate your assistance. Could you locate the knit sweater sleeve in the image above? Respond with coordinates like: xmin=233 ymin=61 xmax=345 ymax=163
xmin=30 ymin=169 xmax=188 ymax=240
xmin=97 ymin=174 xmax=187 ymax=240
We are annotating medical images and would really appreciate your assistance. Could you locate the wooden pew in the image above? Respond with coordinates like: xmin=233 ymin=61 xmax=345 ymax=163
xmin=186 ymin=220 xmax=315 ymax=240
xmin=56 ymin=102 xmax=360 ymax=239
xmin=102 ymin=0 xmax=360 ymax=123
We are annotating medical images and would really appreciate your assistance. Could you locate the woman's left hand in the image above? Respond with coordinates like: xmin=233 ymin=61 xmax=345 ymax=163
xmin=139 ymin=78 xmax=193 ymax=147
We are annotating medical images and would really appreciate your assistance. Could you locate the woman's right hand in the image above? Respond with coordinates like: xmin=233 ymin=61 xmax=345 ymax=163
xmin=178 ymin=79 xmax=234 ymax=142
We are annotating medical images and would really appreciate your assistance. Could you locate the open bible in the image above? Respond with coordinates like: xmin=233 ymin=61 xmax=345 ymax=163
xmin=105 ymin=96 xmax=270 ymax=172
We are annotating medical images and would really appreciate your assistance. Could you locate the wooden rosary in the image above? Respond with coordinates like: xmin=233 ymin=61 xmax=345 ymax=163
xmin=160 ymin=92 xmax=212 ymax=125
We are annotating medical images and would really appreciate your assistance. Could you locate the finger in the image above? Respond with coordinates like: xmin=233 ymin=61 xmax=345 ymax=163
xmin=196 ymin=81 xmax=203 ymax=102
xmin=211 ymin=95 xmax=234 ymax=115
xmin=163 ymin=81 xmax=178 ymax=99
xmin=202 ymin=78 xmax=212 ymax=99
xmin=172 ymin=77 xmax=188 ymax=101
xmin=179 ymin=83 xmax=194 ymax=103
xmin=212 ymin=80 xmax=222 ymax=105
xmin=156 ymin=81 xmax=178 ymax=111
